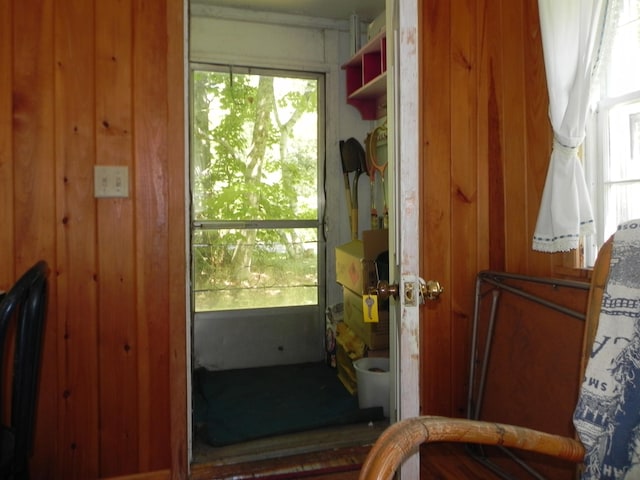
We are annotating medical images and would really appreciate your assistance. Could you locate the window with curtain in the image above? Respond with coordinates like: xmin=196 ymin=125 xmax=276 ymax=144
xmin=584 ymin=0 xmax=640 ymax=266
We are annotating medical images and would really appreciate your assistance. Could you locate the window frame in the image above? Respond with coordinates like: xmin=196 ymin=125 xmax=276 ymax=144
xmin=583 ymin=3 xmax=640 ymax=267
xmin=188 ymin=63 xmax=327 ymax=314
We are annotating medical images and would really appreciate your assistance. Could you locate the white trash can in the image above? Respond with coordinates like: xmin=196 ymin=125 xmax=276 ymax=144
xmin=353 ymin=357 xmax=390 ymax=417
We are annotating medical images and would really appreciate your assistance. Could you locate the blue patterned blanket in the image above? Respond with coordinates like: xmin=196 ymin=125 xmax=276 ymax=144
xmin=574 ymin=219 xmax=640 ymax=479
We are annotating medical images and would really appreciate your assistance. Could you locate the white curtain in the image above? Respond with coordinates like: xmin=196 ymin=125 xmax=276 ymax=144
xmin=533 ymin=0 xmax=616 ymax=252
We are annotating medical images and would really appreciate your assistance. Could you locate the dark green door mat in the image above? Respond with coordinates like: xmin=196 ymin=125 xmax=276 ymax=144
xmin=194 ymin=362 xmax=384 ymax=446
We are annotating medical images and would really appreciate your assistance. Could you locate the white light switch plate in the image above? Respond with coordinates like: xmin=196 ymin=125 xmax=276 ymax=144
xmin=94 ymin=165 xmax=129 ymax=198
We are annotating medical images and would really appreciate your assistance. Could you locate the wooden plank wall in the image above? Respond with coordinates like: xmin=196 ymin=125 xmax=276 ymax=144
xmin=419 ymin=2 xmax=588 ymax=468
xmin=0 ymin=0 xmax=591 ymax=478
xmin=0 ymin=0 xmax=187 ymax=479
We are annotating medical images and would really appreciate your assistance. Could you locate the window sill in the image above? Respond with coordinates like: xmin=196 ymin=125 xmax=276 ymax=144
xmin=553 ymin=265 xmax=592 ymax=282
xmin=551 ymin=246 xmax=592 ymax=282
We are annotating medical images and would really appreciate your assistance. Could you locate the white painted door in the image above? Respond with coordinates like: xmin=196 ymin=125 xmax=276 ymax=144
xmin=386 ymin=0 xmax=421 ymax=477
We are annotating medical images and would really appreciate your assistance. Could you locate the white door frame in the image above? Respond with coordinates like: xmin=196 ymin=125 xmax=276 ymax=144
xmin=182 ymin=0 xmax=421 ymax=475
xmin=388 ymin=0 xmax=420 ymax=477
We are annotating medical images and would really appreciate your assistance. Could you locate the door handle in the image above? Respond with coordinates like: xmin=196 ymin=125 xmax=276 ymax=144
xmin=371 ymin=278 xmax=443 ymax=303
xmin=372 ymin=280 xmax=400 ymax=301
xmin=423 ymin=280 xmax=444 ymax=301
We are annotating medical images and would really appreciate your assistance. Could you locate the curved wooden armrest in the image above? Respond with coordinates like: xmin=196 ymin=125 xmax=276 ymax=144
xmin=359 ymin=416 xmax=585 ymax=480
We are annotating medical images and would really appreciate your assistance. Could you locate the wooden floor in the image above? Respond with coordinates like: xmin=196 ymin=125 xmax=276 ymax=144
xmin=190 ymin=421 xmax=387 ymax=479
xmin=191 ymin=420 xmax=389 ymax=465
xmin=191 ymin=444 xmax=509 ymax=479
xmin=189 ymin=422 xmax=509 ymax=480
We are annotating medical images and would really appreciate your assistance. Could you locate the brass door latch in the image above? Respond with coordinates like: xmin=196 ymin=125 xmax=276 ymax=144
xmin=370 ymin=278 xmax=443 ymax=304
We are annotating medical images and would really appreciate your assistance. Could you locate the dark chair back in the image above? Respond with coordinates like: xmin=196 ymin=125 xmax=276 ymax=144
xmin=0 ymin=261 xmax=49 ymax=480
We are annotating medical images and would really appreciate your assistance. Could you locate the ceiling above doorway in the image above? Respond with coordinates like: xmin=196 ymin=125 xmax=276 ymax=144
xmin=191 ymin=0 xmax=385 ymax=23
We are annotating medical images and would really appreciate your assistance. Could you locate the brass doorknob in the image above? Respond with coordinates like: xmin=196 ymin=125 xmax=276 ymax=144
xmin=372 ymin=280 xmax=399 ymax=301
xmin=371 ymin=279 xmax=443 ymax=303
xmin=423 ymin=280 xmax=443 ymax=300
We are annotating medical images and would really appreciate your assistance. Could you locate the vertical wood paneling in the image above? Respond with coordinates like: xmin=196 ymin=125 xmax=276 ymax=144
xmin=478 ymin=282 xmax=585 ymax=480
xmin=449 ymin=0 xmax=478 ymax=416
xmin=133 ymin=0 xmax=172 ymax=470
xmin=479 ymin=0 xmax=507 ymax=272
xmin=0 ymin=0 xmax=14 ymax=287
xmin=420 ymin=0 xmax=580 ymax=426
xmin=12 ymin=0 xmax=56 ymax=264
xmin=475 ymin=0 xmax=491 ymax=271
xmin=2 ymin=0 xmax=185 ymax=478
xmin=0 ymin=0 xmax=582 ymax=476
xmin=54 ymin=0 xmax=100 ymax=477
xmin=166 ymin=0 xmax=188 ymax=476
xmin=12 ymin=1 xmax=59 ymax=477
xmin=421 ymin=0 xmax=453 ymax=416
xmin=95 ymin=0 xmax=139 ymax=475
xmin=500 ymin=1 xmax=530 ymax=272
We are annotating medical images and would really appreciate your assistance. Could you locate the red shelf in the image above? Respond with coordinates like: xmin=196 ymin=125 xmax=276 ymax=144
xmin=342 ymin=31 xmax=387 ymax=120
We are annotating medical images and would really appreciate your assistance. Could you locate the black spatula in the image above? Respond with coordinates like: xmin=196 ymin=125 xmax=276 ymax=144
xmin=340 ymin=138 xmax=366 ymax=240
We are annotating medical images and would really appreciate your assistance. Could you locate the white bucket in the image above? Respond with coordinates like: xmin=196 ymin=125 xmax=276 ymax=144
xmin=353 ymin=357 xmax=390 ymax=417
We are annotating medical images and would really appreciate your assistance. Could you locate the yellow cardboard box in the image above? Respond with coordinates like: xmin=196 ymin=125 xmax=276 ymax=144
xmin=335 ymin=229 xmax=388 ymax=295
xmin=335 ymin=321 xmax=367 ymax=360
xmin=334 ymin=320 xmax=390 ymax=395
xmin=325 ymin=303 xmax=343 ymax=368
xmin=335 ymin=322 xmax=366 ymax=395
xmin=336 ymin=343 xmax=358 ymax=395
xmin=343 ymin=287 xmax=389 ymax=350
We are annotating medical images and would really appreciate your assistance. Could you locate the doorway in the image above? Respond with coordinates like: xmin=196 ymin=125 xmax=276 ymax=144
xmin=187 ymin=2 xmax=390 ymax=468
xmin=190 ymin=66 xmax=326 ymax=369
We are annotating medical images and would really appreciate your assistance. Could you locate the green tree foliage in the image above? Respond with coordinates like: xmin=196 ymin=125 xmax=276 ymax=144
xmin=192 ymin=71 xmax=317 ymax=221
xmin=191 ymin=70 xmax=318 ymax=308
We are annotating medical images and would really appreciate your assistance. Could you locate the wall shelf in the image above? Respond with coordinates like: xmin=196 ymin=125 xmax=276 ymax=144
xmin=342 ymin=30 xmax=387 ymax=120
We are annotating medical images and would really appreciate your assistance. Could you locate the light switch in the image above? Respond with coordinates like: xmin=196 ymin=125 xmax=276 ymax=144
xmin=94 ymin=165 xmax=129 ymax=198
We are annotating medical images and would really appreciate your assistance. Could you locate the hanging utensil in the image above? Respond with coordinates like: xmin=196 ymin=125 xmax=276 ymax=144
xmin=340 ymin=138 xmax=366 ymax=240
xmin=369 ymin=123 xmax=388 ymax=229
xmin=365 ymin=129 xmax=379 ymax=229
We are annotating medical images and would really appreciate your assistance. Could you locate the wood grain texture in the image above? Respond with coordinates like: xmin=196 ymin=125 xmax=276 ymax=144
xmin=359 ymin=417 xmax=585 ymax=480
xmin=95 ymin=0 xmax=139 ymax=475
xmin=420 ymin=443 xmax=504 ymax=479
xmin=0 ymin=0 xmax=14 ymax=288
xmin=421 ymin=0 xmax=454 ymax=418
xmin=191 ymin=446 xmax=370 ymax=480
xmin=12 ymin=1 xmax=59 ymax=477
xmin=449 ymin=0 xmax=478 ymax=419
xmin=54 ymin=0 xmax=100 ymax=477
xmin=476 ymin=281 xmax=587 ymax=479
xmin=102 ymin=470 xmax=171 ymax=480
xmin=499 ymin=1 xmax=529 ymax=273
xmin=362 ymin=239 xmax=611 ymax=480
xmin=419 ymin=0 xmax=572 ymax=425
xmin=102 ymin=471 xmax=170 ymax=480
xmin=166 ymin=0 xmax=188 ymax=478
xmin=193 ymin=442 xmax=511 ymax=479
xmin=133 ymin=0 xmax=172 ymax=471
xmin=0 ymin=0 xmax=583 ymax=477
xmin=480 ymin=0 xmax=506 ymax=273
xmin=0 ymin=0 xmax=185 ymax=478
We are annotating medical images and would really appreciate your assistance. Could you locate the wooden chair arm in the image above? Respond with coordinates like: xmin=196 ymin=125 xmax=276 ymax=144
xmin=359 ymin=416 xmax=585 ymax=480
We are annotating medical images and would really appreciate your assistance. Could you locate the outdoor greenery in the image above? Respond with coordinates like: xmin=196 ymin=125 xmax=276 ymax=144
xmin=191 ymin=69 xmax=320 ymax=311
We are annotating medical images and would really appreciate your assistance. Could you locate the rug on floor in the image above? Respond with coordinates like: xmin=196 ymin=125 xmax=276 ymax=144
xmin=194 ymin=362 xmax=385 ymax=446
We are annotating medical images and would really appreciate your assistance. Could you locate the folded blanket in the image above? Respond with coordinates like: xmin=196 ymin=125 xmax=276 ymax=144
xmin=574 ymin=219 xmax=640 ymax=479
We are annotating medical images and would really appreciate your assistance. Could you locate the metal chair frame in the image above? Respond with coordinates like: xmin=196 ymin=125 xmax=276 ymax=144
xmin=0 ymin=261 xmax=49 ymax=480
xmin=359 ymin=238 xmax=613 ymax=479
